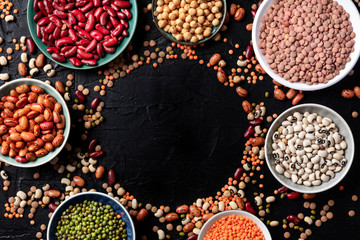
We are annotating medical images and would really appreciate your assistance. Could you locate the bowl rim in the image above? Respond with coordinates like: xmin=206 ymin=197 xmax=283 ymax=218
xmin=151 ymin=0 xmax=227 ymax=45
xmin=46 ymin=192 xmax=136 ymax=240
xmin=264 ymin=103 xmax=355 ymax=193
xmin=252 ymin=0 xmax=360 ymax=91
xmin=26 ymin=0 xmax=139 ymax=70
xmin=0 ymin=78 xmax=71 ymax=168
xmin=197 ymin=210 xmax=272 ymax=240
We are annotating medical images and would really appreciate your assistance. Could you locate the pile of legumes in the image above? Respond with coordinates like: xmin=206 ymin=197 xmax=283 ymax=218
xmin=55 ymin=200 xmax=127 ymax=240
xmin=204 ymin=215 xmax=265 ymax=240
xmin=154 ymin=0 xmax=223 ymax=43
xmin=33 ymin=0 xmax=132 ymax=66
xmin=272 ymin=112 xmax=347 ymax=186
xmin=259 ymin=0 xmax=355 ymax=84
xmin=0 ymin=84 xmax=65 ymax=163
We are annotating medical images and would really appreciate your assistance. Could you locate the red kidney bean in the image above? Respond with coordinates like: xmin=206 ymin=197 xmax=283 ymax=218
xmin=53 ymin=2 xmax=65 ymax=11
xmin=88 ymin=139 xmax=98 ymax=152
xmin=102 ymin=0 xmax=110 ymax=6
xmin=186 ymin=235 xmax=198 ymax=240
xmin=103 ymin=45 xmax=115 ymax=53
xmin=114 ymin=0 xmax=132 ymax=8
xmin=96 ymin=43 xmax=105 ymax=57
xmin=245 ymin=45 xmax=254 ymax=60
xmin=71 ymin=9 xmax=85 ymax=22
xmin=61 ymin=45 xmax=74 ymax=53
xmin=69 ymin=57 xmax=82 ymax=67
xmin=34 ymin=0 xmax=40 ymax=12
xmin=65 ymin=2 xmax=76 ymax=10
xmin=45 ymin=22 xmax=56 ymax=33
xmin=103 ymin=36 xmax=117 ymax=47
xmin=84 ymin=9 xmax=95 ymax=18
xmin=75 ymin=0 xmax=88 ymax=7
xmin=43 ymin=39 xmax=55 ymax=47
xmin=104 ymin=6 xmax=116 ymax=17
xmin=49 ymin=15 xmax=62 ymax=27
xmin=249 ymin=119 xmax=262 ymax=126
xmin=91 ymin=98 xmax=101 ymax=110
xmin=73 ymin=25 xmax=83 ymax=32
xmin=76 ymin=39 xmax=90 ymax=47
xmin=94 ymin=0 xmax=101 ymax=7
xmin=53 ymin=27 xmax=61 ymax=40
xmin=43 ymin=0 xmax=53 ymax=14
xmin=119 ymin=19 xmax=129 ymax=29
xmin=51 ymin=53 xmax=66 ymax=62
xmin=243 ymin=125 xmax=254 ymax=139
xmin=121 ymin=8 xmax=132 ymax=20
xmin=90 ymin=150 xmax=104 ymax=158
xmin=47 ymin=46 xmax=59 ymax=54
xmin=68 ymin=29 xmax=78 ymax=41
xmin=233 ymin=167 xmax=243 ymax=181
xmin=251 ymin=10 xmax=257 ymax=18
xmin=85 ymin=14 xmax=96 ymax=32
xmin=85 ymin=39 xmax=97 ymax=53
xmin=93 ymin=54 xmax=99 ymax=61
xmin=78 ymin=30 xmax=92 ymax=40
xmin=64 ymin=46 xmax=77 ymax=57
xmin=81 ymin=59 xmax=97 ymax=65
xmin=95 ymin=24 xmax=109 ymax=35
xmin=111 ymin=24 xmax=124 ymax=37
xmin=53 ymin=10 xmax=67 ymax=19
xmin=109 ymin=16 xmax=119 ymax=28
xmin=116 ymin=11 xmax=126 ymax=20
xmin=90 ymin=30 xmax=103 ymax=40
xmin=48 ymin=203 xmax=58 ymax=212
xmin=78 ymin=22 xmax=86 ymax=28
xmin=74 ymin=90 xmax=85 ymax=103
xmin=38 ymin=1 xmax=47 ymax=15
xmin=41 ymin=28 xmax=49 ymax=41
xmin=245 ymin=202 xmax=256 ymax=215
xmin=286 ymin=215 xmax=300 ymax=224
xmin=287 ymin=192 xmax=300 ymax=199
xmin=68 ymin=13 xmax=77 ymax=26
xmin=48 ymin=34 xmax=55 ymax=43
xmin=38 ymin=16 xmax=50 ymax=26
xmin=55 ymin=37 xmax=73 ymax=48
xmin=60 ymin=29 xmax=69 ymax=38
xmin=37 ymin=24 xmax=42 ymax=38
xmin=122 ymin=29 xmax=128 ymax=37
xmin=100 ymin=12 xmax=109 ymax=26
xmin=110 ymin=3 xmax=119 ymax=11
xmin=77 ymin=48 xmax=93 ymax=59
xmin=94 ymin=7 xmax=103 ymax=21
xmin=15 ymin=155 xmax=28 ymax=163
xmin=278 ymin=186 xmax=288 ymax=193
xmin=26 ymin=39 xmax=36 ymax=54
xmin=79 ymin=1 xmax=93 ymax=13
xmin=33 ymin=11 xmax=44 ymax=22
xmin=108 ymin=169 xmax=116 ymax=185
xmin=105 ymin=21 xmax=112 ymax=30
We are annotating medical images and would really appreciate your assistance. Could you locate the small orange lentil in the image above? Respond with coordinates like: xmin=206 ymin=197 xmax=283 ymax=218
xmin=274 ymin=190 xmax=279 ymax=195
xmin=98 ymin=70 xmax=102 ymax=74
xmin=259 ymin=184 xmax=264 ymax=188
xmin=228 ymin=49 xmax=233 ymax=55
xmin=153 ymin=62 xmax=158 ymax=68
xmin=235 ymin=44 xmax=240 ymax=48
xmin=22 ymin=46 xmax=27 ymax=51
xmin=171 ymin=42 xmax=176 ymax=47
xmin=339 ymin=186 xmax=344 ymax=191
xmin=272 ymin=114 xmax=278 ymax=118
xmin=223 ymin=38 xmax=228 ymax=42
xmin=13 ymin=9 xmax=18 ymax=14
xmin=101 ymin=86 xmax=105 ymax=90
xmin=247 ymin=64 xmax=252 ymax=69
xmin=244 ymin=69 xmax=249 ymax=73
xmin=199 ymin=59 xmax=204 ymax=64
xmin=3 ymin=186 xmax=8 ymax=191
xmin=194 ymin=55 xmax=198 ymax=60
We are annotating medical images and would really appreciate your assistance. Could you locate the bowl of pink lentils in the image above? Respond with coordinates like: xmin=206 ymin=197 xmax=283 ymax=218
xmin=252 ymin=0 xmax=360 ymax=91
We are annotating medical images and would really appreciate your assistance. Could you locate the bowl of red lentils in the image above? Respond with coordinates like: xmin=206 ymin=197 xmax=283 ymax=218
xmin=252 ymin=0 xmax=360 ymax=91
xmin=198 ymin=210 xmax=272 ymax=240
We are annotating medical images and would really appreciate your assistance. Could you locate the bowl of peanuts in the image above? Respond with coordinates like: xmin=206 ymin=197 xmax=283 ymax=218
xmin=198 ymin=210 xmax=272 ymax=240
xmin=0 ymin=78 xmax=71 ymax=168
xmin=152 ymin=0 xmax=227 ymax=45
xmin=252 ymin=0 xmax=360 ymax=91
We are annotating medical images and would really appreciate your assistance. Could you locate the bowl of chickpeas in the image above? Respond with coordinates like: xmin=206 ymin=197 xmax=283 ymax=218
xmin=152 ymin=0 xmax=227 ymax=45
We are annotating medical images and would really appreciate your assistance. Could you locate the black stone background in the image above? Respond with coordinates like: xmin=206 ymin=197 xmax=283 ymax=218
xmin=0 ymin=0 xmax=360 ymax=239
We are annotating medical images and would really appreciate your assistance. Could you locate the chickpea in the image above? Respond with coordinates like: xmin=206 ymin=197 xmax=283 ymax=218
xmin=158 ymin=20 xmax=167 ymax=28
xmin=163 ymin=6 xmax=170 ymax=13
xmin=158 ymin=0 xmax=164 ymax=6
xmin=170 ymin=20 xmax=176 ymax=26
xmin=184 ymin=4 xmax=190 ymax=11
xmin=185 ymin=0 xmax=191 ymax=3
xmin=164 ymin=0 xmax=170 ymax=4
xmin=169 ymin=26 xmax=177 ymax=34
xmin=175 ymin=19 xmax=184 ymax=26
xmin=215 ymin=12 xmax=222 ymax=19
xmin=175 ymin=34 xmax=183 ymax=41
xmin=189 ymin=27 xmax=195 ymax=34
xmin=197 ymin=34 xmax=204 ymax=41
xmin=183 ymin=22 xmax=190 ymax=29
xmin=156 ymin=6 xmax=163 ymax=12
xmin=198 ymin=16 xmax=205 ymax=24
xmin=212 ymin=19 xmax=220 ymax=27
xmin=207 ymin=13 xmax=215 ymax=21
xmin=190 ymin=20 xmax=197 ymax=28
xmin=183 ymin=32 xmax=192 ymax=41
xmin=185 ymin=15 xmax=192 ymax=23
xmin=200 ymin=3 xmax=207 ymax=9
xmin=173 ymin=0 xmax=180 ymax=6
xmin=203 ymin=9 xmax=210 ymax=16
xmin=169 ymin=2 xmax=175 ymax=10
xmin=164 ymin=25 xmax=170 ymax=32
xmin=176 ymin=26 xmax=182 ymax=32
xmin=180 ymin=0 xmax=186 ymax=8
xmin=215 ymin=1 xmax=223 ymax=8
xmin=190 ymin=1 xmax=198 ymax=8
xmin=162 ymin=12 xmax=169 ymax=19
xmin=169 ymin=12 xmax=176 ymax=20
xmin=190 ymin=35 xmax=199 ymax=43
xmin=211 ymin=6 xmax=219 ymax=14
xmin=204 ymin=28 xmax=212 ymax=37
xmin=195 ymin=27 xmax=203 ymax=35
xmin=188 ymin=8 xmax=196 ymax=16
xmin=197 ymin=9 xmax=204 ymax=16
xmin=179 ymin=12 xmax=186 ymax=20
xmin=179 ymin=8 xmax=186 ymax=14
xmin=157 ymin=15 xmax=164 ymax=21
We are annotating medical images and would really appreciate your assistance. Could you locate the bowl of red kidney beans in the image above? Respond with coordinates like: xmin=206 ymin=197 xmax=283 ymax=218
xmin=27 ymin=0 xmax=138 ymax=69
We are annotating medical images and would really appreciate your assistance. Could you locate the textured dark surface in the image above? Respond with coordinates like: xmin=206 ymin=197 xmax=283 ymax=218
xmin=0 ymin=0 xmax=360 ymax=240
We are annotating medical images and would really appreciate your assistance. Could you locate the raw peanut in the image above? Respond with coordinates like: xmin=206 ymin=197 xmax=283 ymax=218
xmin=203 ymin=213 xmax=214 ymax=222
xmin=42 ymin=134 xmax=54 ymax=142
xmin=56 ymin=115 xmax=65 ymax=129
xmin=55 ymin=81 xmax=65 ymax=94
xmin=4 ymin=109 xmax=13 ymax=118
xmin=21 ymin=132 xmax=36 ymax=142
xmin=183 ymin=223 xmax=195 ymax=233
xmin=73 ymin=176 xmax=85 ymax=187
xmin=28 ymin=92 xmax=38 ymax=103
xmin=217 ymin=70 xmax=227 ymax=83
xmin=30 ymin=86 xmax=44 ymax=93
xmin=35 ymin=148 xmax=48 ymax=157
xmin=44 ymin=108 xmax=53 ymax=121
xmin=95 ymin=166 xmax=105 ymax=179
xmin=10 ymin=90 xmax=19 ymax=97
xmin=16 ymin=142 xmax=25 ymax=149
xmin=18 ymin=148 xmax=28 ymax=157
xmin=236 ymin=86 xmax=248 ymax=97
xmin=53 ymin=111 xmax=61 ymax=123
xmin=26 ymin=152 xmax=36 ymax=161
xmin=354 ymin=86 xmax=360 ymax=98
xmin=54 ymin=102 xmax=62 ymax=113
xmin=209 ymin=53 xmax=221 ymax=66
xmin=52 ymin=134 xmax=64 ymax=147
xmin=16 ymin=98 xmax=28 ymax=108
xmin=9 ymin=149 xmax=17 ymax=158
xmin=341 ymin=89 xmax=355 ymax=98
xmin=274 ymin=89 xmax=286 ymax=100
xmin=9 ymin=133 xmax=22 ymax=142
xmin=236 ymin=198 xmax=245 ymax=209
xmin=44 ymin=142 xmax=53 ymax=151
xmin=4 ymin=118 xmax=18 ymax=127
xmin=15 ymin=84 xmax=30 ymax=94
xmin=0 ymin=125 xmax=7 ymax=135
xmin=18 ymin=63 xmax=27 ymax=76
xmin=229 ymin=3 xmax=237 ymax=16
xmin=31 ymin=103 xmax=45 ymax=113
xmin=250 ymin=137 xmax=265 ymax=146
xmin=242 ymin=101 xmax=252 ymax=113
xmin=292 ymin=92 xmax=304 ymax=105
xmin=164 ymin=213 xmax=179 ymax=222
xmin=189 ymin=205 xmax=200 ymax=217
xmin=48 ymin=190 xmax=61 ymax=198
xmin=286 ymin=89 xmax=297 ymax=99
xmin=303 ymin=193 xmax=316 ymax=200
xmin=37 ymin=95 xmax=45 ymax=105
xmin=176 ymin=205 xmax=189 ymax=214
xmin=27 ymin=111 xmax=39 ymax=119
xmin=28 ymin=144 xmax=41 ymax=152
xmin=4 ymin=102 xmax=15 ymax=110
xmin=43 ymin=98 xmax=54 ymax=110
xmin=254 ymin=64 xmax=266 ymax=74
xmin=136 ymin=208 xmax=148 ymax=222
xmin=34 ymin=114 xmax=45 ymax=124
xmin=234 ymin=8 xmax=245 ymax=21
xmin=35 ymin=54 xmax=45 ymax=68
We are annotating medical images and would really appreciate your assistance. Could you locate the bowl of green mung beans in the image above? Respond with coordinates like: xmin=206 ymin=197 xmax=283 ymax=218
xmin=47 ymin=192 xmax=135 ymax=240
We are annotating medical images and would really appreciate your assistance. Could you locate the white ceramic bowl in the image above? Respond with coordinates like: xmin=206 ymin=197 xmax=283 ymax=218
xmin=198 ymin=210 xmax=272 ymax=240
xmin=252 ymin=0 xmax=360 ymax=91
xmin=265 ymin=104 xmax=355 ymax=193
